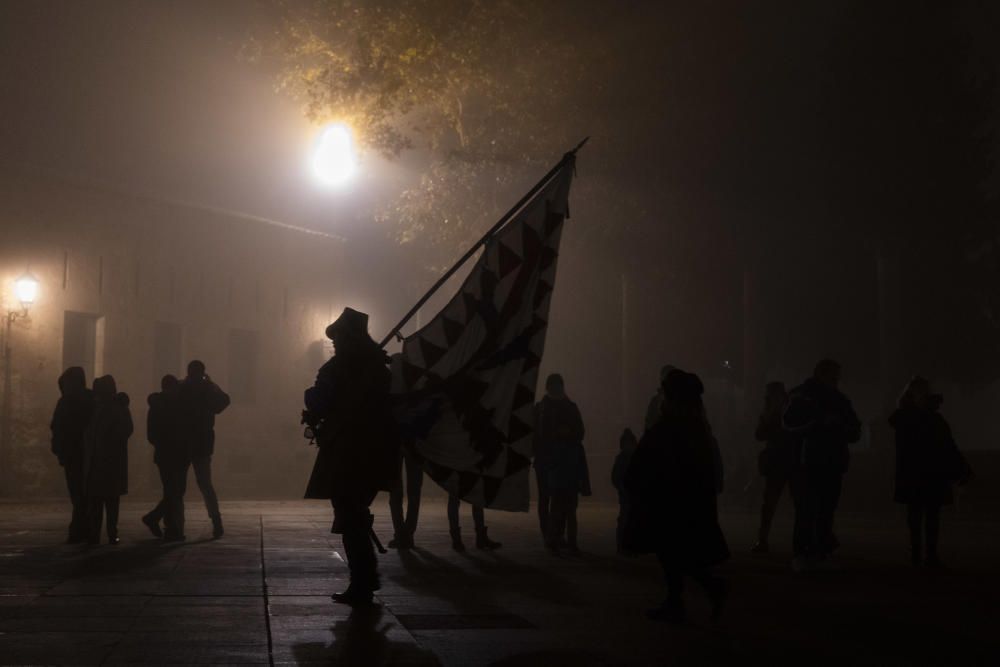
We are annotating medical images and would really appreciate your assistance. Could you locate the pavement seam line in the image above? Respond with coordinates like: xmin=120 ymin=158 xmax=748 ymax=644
xmin=97 ymin=546 xmax=182 ymax=666
xmin=259 ymin=514 xmax=275 ymax=667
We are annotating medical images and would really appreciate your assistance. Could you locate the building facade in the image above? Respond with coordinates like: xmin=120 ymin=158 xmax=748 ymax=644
xmin=1 ymin=172 xmax=349 ymax=497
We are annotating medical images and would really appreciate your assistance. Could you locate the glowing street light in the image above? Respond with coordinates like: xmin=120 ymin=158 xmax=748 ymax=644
xmin=13 ymin=273 xmax=38 ymax=309
xmin=311 ymin=123 xmax=358 ymax=187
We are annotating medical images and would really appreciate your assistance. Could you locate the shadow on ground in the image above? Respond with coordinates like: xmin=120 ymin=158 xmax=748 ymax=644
xmin=292 ymin=604 xmax=442 ymax=666
xmin=393 ymin=546 xmax=584 ymax=611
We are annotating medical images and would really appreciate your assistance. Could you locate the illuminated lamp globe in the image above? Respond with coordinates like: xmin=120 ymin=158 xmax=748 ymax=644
xmin=312 ymin=123 xmax=358 ymax=187
xmin=14 ymin=273 xmax=38 ymax=308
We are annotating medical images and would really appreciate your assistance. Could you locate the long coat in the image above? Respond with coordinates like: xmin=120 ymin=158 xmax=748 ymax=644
xmin=891 ymin=405 xmax=967 ymax=507
xmin=532 ymin=396 xmax=590 ymax=494
xmin=51 ymin=386 xmax=95 ymax=469
xmin=83 ymin=393 xmax=133 ymax=497
xmin=623 ymin=415 xmax=729 ymax=570
xmin=304 ymin=342 xmax=399 ymax=500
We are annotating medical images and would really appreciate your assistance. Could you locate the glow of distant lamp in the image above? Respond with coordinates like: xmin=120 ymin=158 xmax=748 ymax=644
xmin=14 ymin=273 xmax=39 ymax=307
xmin=311 ymin=123 xmax=358 ymax=187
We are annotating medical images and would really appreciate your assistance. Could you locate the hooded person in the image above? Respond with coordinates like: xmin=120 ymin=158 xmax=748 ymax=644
xmin=304 ymin=307 xmax=400 ymax=606
xmin=50 ymin=366 xmax=96 ymax=543
xmin=890 ymin=376 xmax=972 ymax=567
xmin=644 ymin=364 xmax=676 ymax=433
xmin=83 ymin=375 xmax=133 ymax=545
xmin=624 ymin=369 xmax=729 ymax=623
xmin=142 ymin=375 xmax=188 ymax=541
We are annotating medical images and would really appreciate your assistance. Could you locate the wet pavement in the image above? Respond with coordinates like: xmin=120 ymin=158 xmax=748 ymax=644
xmin=0 ymin=499 xmax=996 ymax=665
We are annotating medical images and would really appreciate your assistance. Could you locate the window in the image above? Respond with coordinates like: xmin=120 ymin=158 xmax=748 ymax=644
xmin=62 ymin=311 xmax=104 ymax=381
xmin=152 ymin=321 xmax=183 ymax=385
xmin=228 ymin=329 xmax=258 ymax=404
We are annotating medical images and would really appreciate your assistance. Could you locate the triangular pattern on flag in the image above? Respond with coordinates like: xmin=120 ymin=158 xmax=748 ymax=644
xmin=461 ymin=291 xmax=480 ymax=324
xmin=522 ymin=351 xmax=542 ymax=373
xmin=419 ymin=337 xmax=448 ymax=369
xmin=504 ymin=450 xmax=532 ymax=477
xmin=390 ymin=157 xmax=576 ymax=511
xmin=521 ymin=224 xmax=543 ymax=263
xmin=533 ymin=280 xmax=553 ymax=309
xmin=539 ymin=246 xmax=559 ymax=272
xmin=457 ymin=471 xmax=480 ymax=498
xmin=441 ymin=317 xmax=464 ymax=345
xmin=512 ymin=384 xmax=534 ymax=411
xmin=400 ymin=359 xmax=425 ymax=390
xmin=545 ymin=210 xmax=565 ymax=236
xmin=482 ymin=476 xmax=503 ymax=507
xmin=497 ymin=240 xmax=523 ymax=279
xmin=507 ymin=414 xmax=533 ymax=443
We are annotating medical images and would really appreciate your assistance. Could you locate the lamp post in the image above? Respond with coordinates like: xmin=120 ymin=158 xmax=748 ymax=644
xmin=1 ymin=272 xmax=38 ymax=494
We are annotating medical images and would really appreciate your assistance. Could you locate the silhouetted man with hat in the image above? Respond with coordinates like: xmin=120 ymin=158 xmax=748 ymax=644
xmin=304 ymin=307 xmax=399 ymax=606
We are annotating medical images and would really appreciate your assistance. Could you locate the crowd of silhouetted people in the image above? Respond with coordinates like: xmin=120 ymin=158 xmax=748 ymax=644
xmin=48 ymin=350 xmax=974 ymax=624
xmin=746 ymin=361 xmax=973 ymax=571
xmin=49 ymin=360 xmax=229 ymax=545
xmin=604 ymin=359 xmax=975 ymax=620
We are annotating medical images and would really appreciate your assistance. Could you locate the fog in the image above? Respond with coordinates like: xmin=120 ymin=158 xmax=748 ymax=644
xmin=3 ymin=0 xmax=1000 ymax=505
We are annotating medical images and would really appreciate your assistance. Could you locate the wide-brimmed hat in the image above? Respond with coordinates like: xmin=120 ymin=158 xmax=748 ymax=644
xmin=325 ymin=307 xmax=369 ymax=340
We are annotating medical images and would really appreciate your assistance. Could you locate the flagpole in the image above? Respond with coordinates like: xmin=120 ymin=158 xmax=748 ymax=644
xmin=379 ymin=138 xmax=589 ymax=348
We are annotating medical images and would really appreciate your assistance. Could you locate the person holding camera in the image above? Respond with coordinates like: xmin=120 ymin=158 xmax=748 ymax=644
xmin=178 ymin=360 xmax=230 ymax=539
xmin=890 ymin=376 xmax=972 ymax=568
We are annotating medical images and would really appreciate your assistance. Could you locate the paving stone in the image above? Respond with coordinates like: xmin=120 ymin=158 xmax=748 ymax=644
xmin=0 ymin=499 xmax=996 ymax=665
xmin=396 ymin=613 xmax=535 ymax=630
xmin=104 ymin=641 xmax=270 ymax=664
xmin=0 ymin=614 xmax=138 ymax=632
xmin=0 ymin=630 xmax=122 ymax=665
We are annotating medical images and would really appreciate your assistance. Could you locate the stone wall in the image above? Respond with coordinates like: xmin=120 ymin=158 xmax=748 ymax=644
xmin=0 ymin=173 xmax=349 ymax=498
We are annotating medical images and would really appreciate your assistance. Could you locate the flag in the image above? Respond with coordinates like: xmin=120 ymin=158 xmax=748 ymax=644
xmin=390 ymin=158 xmax=576 ymax=511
